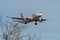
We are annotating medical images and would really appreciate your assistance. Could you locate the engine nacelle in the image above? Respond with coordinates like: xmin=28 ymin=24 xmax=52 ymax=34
xmin=26 ymin=18 xmax=28 ymax=20
xmin=39 ymin=18 xmax=46 ymax=22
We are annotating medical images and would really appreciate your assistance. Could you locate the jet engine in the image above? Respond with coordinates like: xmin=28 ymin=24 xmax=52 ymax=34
xmin=26 ymin=18 xmax=28 ymax=20
xmin=39 ymin=18 xmax=46 ymax=22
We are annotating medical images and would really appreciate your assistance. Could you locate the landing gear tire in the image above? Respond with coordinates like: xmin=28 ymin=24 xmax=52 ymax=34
xmin=35 ymin=23 xmax=37 ymax=25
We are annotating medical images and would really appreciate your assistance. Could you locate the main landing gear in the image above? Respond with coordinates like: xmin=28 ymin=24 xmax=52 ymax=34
xmin=35 ymin=20 xmax=38 ymax=25
xmin=35 ymin=22 xmax=37 ymax=25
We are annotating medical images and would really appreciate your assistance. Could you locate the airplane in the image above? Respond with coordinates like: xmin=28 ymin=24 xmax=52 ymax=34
xmin=7 ymin=12 xmax=46 ymax=25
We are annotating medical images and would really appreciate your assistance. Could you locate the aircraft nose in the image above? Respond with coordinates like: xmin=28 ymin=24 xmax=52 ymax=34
xmin=35 ymin=12 xmax=43 ymax=16
xmin=37 ymin=12 xmax=43 ymax=16
xmin=39 ymin=13 xmax=43 ymax=16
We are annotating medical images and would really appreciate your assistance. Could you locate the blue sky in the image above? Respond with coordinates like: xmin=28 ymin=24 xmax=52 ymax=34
xmin=0 ymin=0 xmax=60 ymax=40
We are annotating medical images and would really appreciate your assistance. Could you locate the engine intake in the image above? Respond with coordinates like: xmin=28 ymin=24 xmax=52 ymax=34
xmin=39 ymin=18 xmax=46 ymax=22
xmin=26 ymin=18 xmax=28 ymax=20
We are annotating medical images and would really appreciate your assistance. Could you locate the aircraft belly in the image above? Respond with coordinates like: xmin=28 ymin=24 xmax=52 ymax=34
xmin=24 ymin=19 xmax=34 ymax=23
xmin=29 ymin=19 xmax=34 ymax=22
xmin=33 ymin=16 xmax=40 ymax=20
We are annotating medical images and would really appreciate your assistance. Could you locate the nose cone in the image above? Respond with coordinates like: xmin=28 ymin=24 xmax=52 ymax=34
xmin=36 ymin=12 xmax=43 ymax=15
xmin=39 ymin=13 xmax=43 ymax=16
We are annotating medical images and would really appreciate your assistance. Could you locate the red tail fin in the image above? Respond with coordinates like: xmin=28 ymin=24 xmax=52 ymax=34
xmin=20 ymin=13 xmax=24 ymax=18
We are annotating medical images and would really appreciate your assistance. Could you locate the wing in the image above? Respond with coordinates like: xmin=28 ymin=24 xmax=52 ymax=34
xmin=13 ymin=20 xmax=25 ymax=23
xmin=7 ymin=16 xmax=24 ymax=20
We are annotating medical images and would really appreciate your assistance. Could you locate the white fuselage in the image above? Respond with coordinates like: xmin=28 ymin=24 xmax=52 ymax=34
xmin=9 ymin=12 xmax=45 ymax=25
xmin=23 ymin=12 xmax=43 ymax=23
xmin=31 ymin=12 xmax=43 ymax=19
